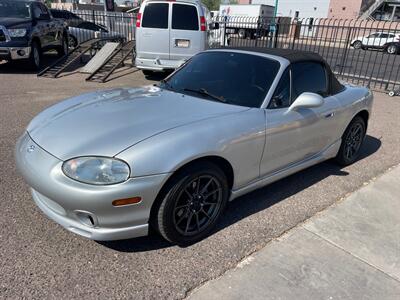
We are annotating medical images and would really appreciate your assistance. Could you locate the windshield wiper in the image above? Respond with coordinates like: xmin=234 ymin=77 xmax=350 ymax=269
xmin=183 ymin=88 xmax=226 ymax=103
xmin=159 ymin=79 xmax=174 ymax=91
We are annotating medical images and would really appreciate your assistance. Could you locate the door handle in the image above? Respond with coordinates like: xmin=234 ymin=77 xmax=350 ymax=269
xmin=324 ymin=112 xmax=335 ymax=118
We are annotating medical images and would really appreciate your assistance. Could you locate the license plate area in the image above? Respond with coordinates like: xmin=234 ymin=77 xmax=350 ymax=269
xmin=174 ymin=39 xmax=190 ymax=48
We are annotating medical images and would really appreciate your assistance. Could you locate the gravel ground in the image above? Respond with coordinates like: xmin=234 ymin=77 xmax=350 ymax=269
xmin=0 ymin=60 xmax=399 ymax=299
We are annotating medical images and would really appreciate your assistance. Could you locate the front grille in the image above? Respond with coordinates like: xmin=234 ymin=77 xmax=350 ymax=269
xmin=0 ymin=29 xmax=5 ymax=42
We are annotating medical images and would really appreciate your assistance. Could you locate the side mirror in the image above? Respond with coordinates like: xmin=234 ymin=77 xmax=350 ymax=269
xmin=289 ymin=92 xmax=324 ymax=111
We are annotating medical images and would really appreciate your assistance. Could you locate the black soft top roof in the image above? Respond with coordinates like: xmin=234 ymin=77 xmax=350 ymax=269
xmin=221 ymin=47 xmax=325 ymax=63
xmin=214 ymin=47 xmax=345 ymax=95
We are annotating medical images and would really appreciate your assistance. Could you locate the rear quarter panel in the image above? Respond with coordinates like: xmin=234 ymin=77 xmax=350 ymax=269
xmin=334 ymin=85 xmax=373 ymax=136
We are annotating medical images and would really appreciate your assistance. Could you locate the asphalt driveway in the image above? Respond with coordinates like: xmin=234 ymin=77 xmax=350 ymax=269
xmin=0 ymin=67 xmax=399 ymax=299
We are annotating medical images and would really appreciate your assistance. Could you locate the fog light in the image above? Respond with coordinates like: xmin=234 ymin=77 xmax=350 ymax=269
xmin=112 ymin=197 xmax=142 ymax=206
xmin=17 ymin=50 xmax=25 ymax=56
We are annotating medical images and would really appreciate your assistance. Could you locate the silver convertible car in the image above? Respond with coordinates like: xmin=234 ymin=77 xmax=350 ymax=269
xmin=16 ymin=48 xmax=373 ymax=245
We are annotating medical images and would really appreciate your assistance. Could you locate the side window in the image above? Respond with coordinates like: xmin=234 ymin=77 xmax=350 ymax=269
xmin=142 ymin=3 xmax=169 ymax=29
xmin=172 ymin=4 xmax=199 ymax=31
xmin=32 ymin=4 xmax=42 ymax=19
xmin=291 ymin=62 xmax=328 ymax=100
xmin=380 ymin=33 xmax=389 ymax=38
xmin=38 ymin=4 xmax=50 ymax=19
xmin=269 ymin=68 xmax=291 ymax=109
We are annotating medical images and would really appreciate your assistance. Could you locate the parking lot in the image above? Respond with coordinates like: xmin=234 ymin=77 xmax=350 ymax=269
xmin=1 ymin=60 xmax=400 ymax=299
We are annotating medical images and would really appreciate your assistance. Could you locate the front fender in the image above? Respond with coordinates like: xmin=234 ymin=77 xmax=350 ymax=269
xmin=116 ymin=109 xmax=266 ymax=190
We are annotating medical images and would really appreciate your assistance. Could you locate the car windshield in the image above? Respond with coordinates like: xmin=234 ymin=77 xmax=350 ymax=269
xmin=0 ymin=1 xmax=31 ymax=19
xmin=161 ymin=51 xmax=280 ymax=108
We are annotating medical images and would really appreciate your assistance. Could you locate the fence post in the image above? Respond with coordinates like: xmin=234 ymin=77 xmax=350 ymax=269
xmin=339 ymin=26 xmax=352 ymax=76
xmin=273 ymin=23 xmax=279 ymax=48
xmin=92 ymin=10 xmax=95 ymax=24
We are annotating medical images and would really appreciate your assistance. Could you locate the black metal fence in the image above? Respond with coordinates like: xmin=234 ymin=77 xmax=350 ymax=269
xmin=71 ymin=10 xmax=136 ymax=44
xmin=211 ymin=16 xmax=400 ymax=92
xmin=62 ymin=9 xmax=400 ymax=91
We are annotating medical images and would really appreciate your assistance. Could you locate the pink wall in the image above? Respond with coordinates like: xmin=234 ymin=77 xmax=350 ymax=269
xmin=328 ymin=0 xmax=363 ymax=19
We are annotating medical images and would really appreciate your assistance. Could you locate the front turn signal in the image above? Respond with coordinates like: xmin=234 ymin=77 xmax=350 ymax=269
xmin=112 ymin=197 xmax=142 ymax=207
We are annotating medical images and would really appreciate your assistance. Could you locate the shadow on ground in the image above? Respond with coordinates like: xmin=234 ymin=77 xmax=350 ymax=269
xmin=99 ymin=135 xmax=381 ymax=253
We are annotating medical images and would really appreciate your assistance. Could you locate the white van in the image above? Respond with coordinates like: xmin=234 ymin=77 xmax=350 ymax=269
xmin=135 ymin=0 xmax=220 ymax=74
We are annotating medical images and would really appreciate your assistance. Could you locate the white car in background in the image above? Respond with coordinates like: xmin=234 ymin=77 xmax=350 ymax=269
xmin=68 ymin=21 xmax=123 ymax=47
xmin=351 ymin=32 xmax=400 ymax=54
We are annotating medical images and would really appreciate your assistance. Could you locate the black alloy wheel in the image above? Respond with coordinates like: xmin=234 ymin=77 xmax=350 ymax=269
xmin=154 ymin=162 xmax=229 ymax=245
xmin=335 ymin=116 xmax=366 ymax=166
xmin=172 ymin=175 xmax=223 ymax=236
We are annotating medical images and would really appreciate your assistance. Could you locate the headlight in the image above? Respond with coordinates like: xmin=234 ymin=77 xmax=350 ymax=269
xmin=8 ymin=28 xmax=27 ymax=37
xmin=62 ymin=157 xmax=130 ymax=185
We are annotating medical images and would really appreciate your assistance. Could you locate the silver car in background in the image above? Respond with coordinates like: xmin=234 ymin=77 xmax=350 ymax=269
xmin=15 ymin=48 xmax=373 ymax=245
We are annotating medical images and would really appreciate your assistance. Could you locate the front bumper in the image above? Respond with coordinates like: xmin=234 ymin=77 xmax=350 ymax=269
xmin=15 ymin=132 xmax=170 ymax=241
xmin=0 ymin=46 xmax=31 ymax=60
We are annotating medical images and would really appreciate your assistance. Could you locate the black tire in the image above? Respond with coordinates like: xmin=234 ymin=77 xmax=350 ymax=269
xmin=28 ymin=40 xmax=41 ymax=70
xmin=335 ymin=116 xmax=366 ymax=166
xmin=68 ymin=35 xmax=78 ymax=49
xmin=238 ymin=29 xmax=246 ymax=39
xmin=153 ymin=162 xmax=229 ymax=245
xmin=57 ymin=34 xmax=69 ymax=57
xmin=352 ymin=40 xmax=362 ymax=49
xmin=386 ymin=44 xmax=398 ymax=55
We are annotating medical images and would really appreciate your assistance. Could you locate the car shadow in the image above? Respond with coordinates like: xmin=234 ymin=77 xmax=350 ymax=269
xmin=98 ymin=135 xmax=381 ymax=252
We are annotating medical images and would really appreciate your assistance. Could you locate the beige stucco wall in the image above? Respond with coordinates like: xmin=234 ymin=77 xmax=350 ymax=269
xmin=328 ymin=0 xmax=363 ymax=18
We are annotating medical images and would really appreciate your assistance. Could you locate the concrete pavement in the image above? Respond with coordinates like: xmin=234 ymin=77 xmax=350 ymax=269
xmin=189 ymin=165 xmax=400 ymax=300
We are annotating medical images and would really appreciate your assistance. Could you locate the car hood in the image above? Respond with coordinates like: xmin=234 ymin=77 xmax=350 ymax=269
xmin=27 ymin=86 xmax=248 ymax=160
xmin=0 ymin=18 xmax=32 ymax=28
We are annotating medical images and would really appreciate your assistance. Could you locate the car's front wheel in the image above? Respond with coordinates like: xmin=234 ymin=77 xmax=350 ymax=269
xmin=28 ymin=41 xmax=41 ymax=70
xmin=154 ymin=162 xmax=229 ymax=245
xmin=335 ymin=116 xmax=366 ymax=166
xmin=352 ymin=40 xmax=362 ymax=49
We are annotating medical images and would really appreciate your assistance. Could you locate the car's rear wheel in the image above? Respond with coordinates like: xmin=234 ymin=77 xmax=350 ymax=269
xmin=68 ymin=35 xmax=78 ymax=48
xmin=335 ymin=116 xmax=366 ymax=166
xmin=352 ymin=40 xmax=362 ymax=49
xmin=154 ymin=162 xmax=229 ymax=245
xmin=386 ymin=44 xmax=398 ymax=54
xmin=28 ymin=41 xmax=41 ymax=70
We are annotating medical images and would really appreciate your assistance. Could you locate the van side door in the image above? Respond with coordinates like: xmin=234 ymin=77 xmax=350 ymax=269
xmin=170 ymin=3 xmax=205 ymax=62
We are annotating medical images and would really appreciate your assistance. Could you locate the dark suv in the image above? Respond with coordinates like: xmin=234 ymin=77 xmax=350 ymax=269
xmin=0 ymin=0 xmax=69 ymax=69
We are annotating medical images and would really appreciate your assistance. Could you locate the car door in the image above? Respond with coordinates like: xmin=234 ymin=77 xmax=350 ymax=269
xmin=364 ymin=33 xmax=380 ymax=47
xmin=260 ymin=62 xmax=341 ymax=176
xmin=170 ymin=3 xmax=204 ymax=61
xmin=379 ymin=33 xmax=394 ymax=47
xmin=136 ymin=2 xmax=170 ymax=60
xmin=38 ymin=3 xmax=59 ymax=47
xmin=31 ymin=3 xmax=50 ymax=47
